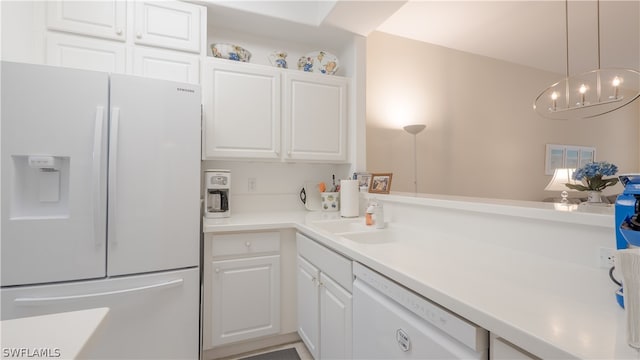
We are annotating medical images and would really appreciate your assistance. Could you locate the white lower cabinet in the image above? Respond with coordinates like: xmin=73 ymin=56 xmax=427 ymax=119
xmin=296 ymin=232 xmax=352 ymax=360
xmin=204 ymin=232 xmax=281 ymax=349
xmin=319 ymin=272 xmax=352 ymax=360
xmin=490 ymin=334 xmax=540 ymax=360
xmin=297 ymin=256 xmax=320 ymax=358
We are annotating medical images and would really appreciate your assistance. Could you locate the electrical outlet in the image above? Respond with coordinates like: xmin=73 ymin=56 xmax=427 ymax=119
xmin=248 ymin=177 xmax=257 ymax=192
xmin=598 ymin=247 xmax=616 ymax=268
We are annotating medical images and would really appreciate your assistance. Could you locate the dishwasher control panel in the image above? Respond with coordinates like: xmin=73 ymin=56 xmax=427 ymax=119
xmin=353 ymin=262 xmax=488 ymax=352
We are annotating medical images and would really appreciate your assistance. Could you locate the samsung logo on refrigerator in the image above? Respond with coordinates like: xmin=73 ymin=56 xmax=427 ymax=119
xmin=177 ymin=87 xmax=195 ymax=94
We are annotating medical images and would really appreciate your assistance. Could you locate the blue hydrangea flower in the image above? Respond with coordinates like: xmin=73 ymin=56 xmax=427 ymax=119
xmin=573 ymin=161 xmax=618 ymax=180
xmin=567 ymin=161 xmax=619 ymax=192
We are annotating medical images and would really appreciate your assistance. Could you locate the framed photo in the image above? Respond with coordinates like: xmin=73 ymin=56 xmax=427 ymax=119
xmin=369 ymin=173 xmax=393 ymax=194
xmin=356 ymin=172 xmax=372 ymax=192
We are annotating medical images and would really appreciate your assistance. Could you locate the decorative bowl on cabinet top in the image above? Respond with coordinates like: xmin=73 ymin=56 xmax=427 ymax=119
xmin=297 ymin=51 xmax=339 ymax=75
xmin=211 ymin=43 xmax=252 ymax=62
xmin=268 ymin=50 xmax=288 ymax=68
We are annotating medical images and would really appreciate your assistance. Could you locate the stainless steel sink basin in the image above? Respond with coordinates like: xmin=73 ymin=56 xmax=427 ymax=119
xmin=311 ymin=218 xmax=376 ymax=234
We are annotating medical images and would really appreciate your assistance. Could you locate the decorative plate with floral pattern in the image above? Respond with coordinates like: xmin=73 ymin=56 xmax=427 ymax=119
xmin=297 ymin=51 xmax=339 ymax=75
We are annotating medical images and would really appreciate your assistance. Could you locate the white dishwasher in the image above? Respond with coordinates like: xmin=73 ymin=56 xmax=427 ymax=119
xmin=353 ymin=262 xmax=489 ymax=359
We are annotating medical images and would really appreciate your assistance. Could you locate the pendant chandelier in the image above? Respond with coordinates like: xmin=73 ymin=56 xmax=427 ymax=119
xmin=533 ymin=0 xmax=640 ymax=120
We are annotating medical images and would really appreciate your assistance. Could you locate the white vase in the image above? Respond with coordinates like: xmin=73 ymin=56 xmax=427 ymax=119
xmin=587 ymin=191 xmax=603 ymax=203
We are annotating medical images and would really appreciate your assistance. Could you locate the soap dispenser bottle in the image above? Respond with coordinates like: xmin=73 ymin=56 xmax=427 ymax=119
xmin=365 ymin=204 xmax=376 ymax=226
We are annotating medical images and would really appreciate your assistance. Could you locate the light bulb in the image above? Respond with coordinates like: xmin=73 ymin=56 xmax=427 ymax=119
xmin=612 ymin=77 xmax=621 ymax=87
xmin=612 ymin=76 xmax=622 ymax=99
xmin=551 ymin=91 xmax=558 ymax=110
xmin=579 ymin=84 xmax=587 ymax=105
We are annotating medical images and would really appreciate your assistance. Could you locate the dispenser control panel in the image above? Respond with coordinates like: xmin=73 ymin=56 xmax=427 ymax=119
xmin=209 ymin=176 xmax=228 ymax=186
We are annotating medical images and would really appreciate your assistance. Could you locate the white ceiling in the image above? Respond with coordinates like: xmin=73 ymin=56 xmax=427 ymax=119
xmin=202 ymin=0 xmax=639 ymax=75
xmin=375 ymin=1 xmax=640 ymax=75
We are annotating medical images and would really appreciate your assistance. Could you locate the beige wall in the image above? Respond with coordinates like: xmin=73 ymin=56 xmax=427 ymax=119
xmin=366 ymin=31 xmax=640 ymax=201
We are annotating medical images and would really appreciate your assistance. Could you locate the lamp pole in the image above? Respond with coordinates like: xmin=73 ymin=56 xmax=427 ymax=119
xmin=403 ymin=124 xmax=426 ymax=194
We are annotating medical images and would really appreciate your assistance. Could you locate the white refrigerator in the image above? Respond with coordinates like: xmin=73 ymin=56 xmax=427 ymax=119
xmin=1 ymin=62 xmax=201 ymax=359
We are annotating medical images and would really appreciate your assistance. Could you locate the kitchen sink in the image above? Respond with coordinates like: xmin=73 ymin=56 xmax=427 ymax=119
xmin=311 ymin=218 xmax=410 ymax=245
xmin=311 ymin=218 xmax=377 ymax=234
xmin=340 ymin=229 xmax=397 ymax=244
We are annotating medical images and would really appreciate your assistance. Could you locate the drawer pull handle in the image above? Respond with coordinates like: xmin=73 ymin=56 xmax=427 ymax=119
xmin=116 ymin=29 xmax=123 ymax=35
xmin=245 ymin=242 xmax=251 ymax=247
xmin=136 ymin=32 xmax=142 ymax=38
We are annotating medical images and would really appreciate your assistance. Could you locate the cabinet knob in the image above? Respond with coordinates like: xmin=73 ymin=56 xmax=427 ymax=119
xmin=215 ymin=268 xmax=220 ymax=273
xmin=116 ymin=29 xmax=123 ymax=35
xmin=136 ymin=32 xmax=142 ymax=38
xmin=245 ymin=241 xmax=251 ymax=247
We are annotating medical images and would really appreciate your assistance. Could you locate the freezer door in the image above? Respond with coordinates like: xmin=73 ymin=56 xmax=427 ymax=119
xmin=107 ymin=75 xmax=201 ymax=276
xmin=1 ymin=62 xmax=108 ymax=286
xmin=0 ymin=268 xmax=199 ymax=359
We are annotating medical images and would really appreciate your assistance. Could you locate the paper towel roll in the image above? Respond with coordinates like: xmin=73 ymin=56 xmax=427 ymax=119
xmin=618 ymin=249 xmax=640 ymax=349
xmin=340 ymin=180 xmax=359 ymax=217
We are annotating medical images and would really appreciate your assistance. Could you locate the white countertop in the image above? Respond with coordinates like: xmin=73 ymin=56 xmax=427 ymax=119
xmin=204 ymin=195 xmax=639 ymax=360
xmin=0 ymin=308 xmax=109 ymax=359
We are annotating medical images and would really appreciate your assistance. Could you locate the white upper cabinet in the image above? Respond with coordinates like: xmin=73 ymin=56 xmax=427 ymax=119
xmin=201 ymin=59 xmax=349 ymax=163
xmin=133 ymin=47 xmax=199 ymax=84
xmin=41 ymin=1 xmax=205 ymax=83
xmin=284 ymin=72 xmax=348 ymax=162
xmin=46 ymin=32 xmax=126 ymax=73
xmin=202 ymin=59 xmax=282 ymax=160
xmin=46 ymin=0 xmax=126 ymax=41
xmin=133 ymin=1 xmax=202 ymax=53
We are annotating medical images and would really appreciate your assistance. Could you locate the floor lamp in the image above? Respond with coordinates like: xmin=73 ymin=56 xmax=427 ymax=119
xmin=403 ymin=124 xmax=426 ymax=194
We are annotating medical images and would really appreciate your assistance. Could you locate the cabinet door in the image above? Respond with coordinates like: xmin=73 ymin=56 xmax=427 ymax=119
xmin=297 ymin=256 xmax=320 ymax=360
xmin=210 ymin=255 xmax=281 ymax=347
xmin=133 ymin=47 xmax=199 ymax=84
xmin=202 ymin=60 xmax=281 ymax=160
xmin=490 ymin=335 xmax=540 ymax=360
xmin=320 ymin=273 xmax=352 ymax=360
xmin=284 ymin=73 xmax=348 ymax=162
xmin=46 ymin=0 xmax=126 ymax=41
xmin=134 ymin=1 xmax=202 ymax=53
xmin=46 ymin=32 xmax=126 ymax=73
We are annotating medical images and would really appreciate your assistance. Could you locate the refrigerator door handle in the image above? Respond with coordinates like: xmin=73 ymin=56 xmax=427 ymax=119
xmin=14 ymin=279 xmax=184 ymax=305
xmin=108 ymin=107 xmax=120 ymax=245
xmin=93 ymin=106 xmax=105 ymax=248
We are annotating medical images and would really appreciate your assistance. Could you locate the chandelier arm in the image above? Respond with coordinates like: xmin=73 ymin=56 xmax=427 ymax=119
xmin=565 ymin=0 xmax=570 ymax=78
xmin=597 ymin=0 xmax=601 ymax=70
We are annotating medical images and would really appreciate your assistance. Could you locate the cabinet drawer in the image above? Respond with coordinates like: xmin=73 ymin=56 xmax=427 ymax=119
xmin=297 ymin=232 xmax=352 ymax=291
xmin=212 ymin=232 xmax=280 ymax=258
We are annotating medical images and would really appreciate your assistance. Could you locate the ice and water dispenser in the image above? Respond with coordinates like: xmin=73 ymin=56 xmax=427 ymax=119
xmin=205 ymin=170 xmax=230 ymax=218
xmin=11 ymin=155 xmax=69 ymax=219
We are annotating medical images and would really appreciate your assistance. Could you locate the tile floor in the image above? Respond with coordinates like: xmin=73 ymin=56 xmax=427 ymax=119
xmin=224 ymin=341 xmax=313 ymax=360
